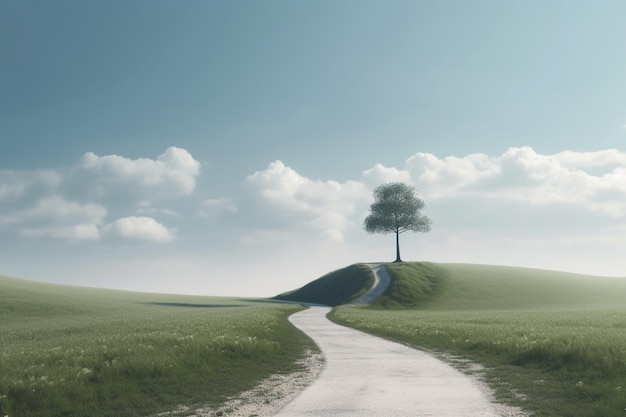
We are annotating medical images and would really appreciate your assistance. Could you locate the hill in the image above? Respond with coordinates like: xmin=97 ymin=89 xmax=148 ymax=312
xmin=329 ymin=264 xmax=626 ymax=417
xmin=273 ymin=263 xmax=375 ymax=306
xmin=423 ymin=263 xmax=626 ymax=310
xmin=275 ymin=261 xmax=626 ymax=310
xmin=379 ymin=262 xmax=626 ymax=310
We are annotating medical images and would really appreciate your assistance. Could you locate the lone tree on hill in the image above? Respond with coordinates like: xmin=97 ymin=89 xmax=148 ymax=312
xmin=364 ymin=182 xmax=431 ymax=263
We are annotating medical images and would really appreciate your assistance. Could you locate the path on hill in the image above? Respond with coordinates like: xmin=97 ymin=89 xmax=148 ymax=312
xmin=275 ymin=306 xmax=525 ymax=417
xmin=353 ymin=263 xmax=391 ymax=304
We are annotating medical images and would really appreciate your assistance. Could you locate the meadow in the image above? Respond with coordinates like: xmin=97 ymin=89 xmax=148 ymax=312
xmin=0 ymin=275 xmax=315 ymax=417
xmin=5 ymin=262 xmax=626 ymax=417
xmin=330 ymin=262 xmax=626 ymax=417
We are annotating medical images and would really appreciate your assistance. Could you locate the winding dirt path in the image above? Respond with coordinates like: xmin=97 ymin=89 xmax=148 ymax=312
xmin=275 ymin=307 xmax=524 ymax=417
xmin=353 ymin=263 xmax=391 ymax=305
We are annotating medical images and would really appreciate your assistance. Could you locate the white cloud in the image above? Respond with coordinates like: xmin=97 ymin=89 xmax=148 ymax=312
xmin=135 ymin=202 xmax=179 ymax=217
xmin=71 ymin=146 xmax=201 ymax=200
xmin=0 ymin=170 xmax=62 ymax=204
xmin=246 ymin=161 xmax=370 ymax=241
xmin=404 ymin=151 xmax=497 ymax=195
xmin=385 ymin=147 xmax=626 ymax=246
xmin=362 ymin=163 xmax=412 ymax=187
xmin=554 ymin=149 xmax=626 ymax=169
xmin=0 ymin=147 xmax=199 ymax=242
xmin=0 ymin=195 xmax=107 ymax=241
xmin=11 ymin=196 xmax=107 ymax=225
xmin=102 ymin=216 xmax=177 ymax=243
xmin=400 ymin=147 xmax=626 ymax=216
xmin=244 ymin=148 xmax=626 ymax=246
xmin=198 ymin=198 xmax=238 ymax=217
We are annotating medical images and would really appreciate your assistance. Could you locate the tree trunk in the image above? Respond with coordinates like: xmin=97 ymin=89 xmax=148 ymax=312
xmin=394 ymin=231 xmax=402 ymax=262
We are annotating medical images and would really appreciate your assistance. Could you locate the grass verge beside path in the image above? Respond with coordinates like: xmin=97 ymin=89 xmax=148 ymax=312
xmin=329 ymin=262 xmax=626 ymax=417
xmin=0 ymin=276 xmax=316 ymax=417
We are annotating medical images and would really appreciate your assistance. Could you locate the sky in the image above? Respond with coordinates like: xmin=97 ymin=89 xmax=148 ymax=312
xmin=2 ymin=0 xmax=626 ymax=297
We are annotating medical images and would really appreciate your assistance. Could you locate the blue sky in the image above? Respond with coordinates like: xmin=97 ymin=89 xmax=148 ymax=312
xmin=2 ymin=1 xmax=626 ymax=296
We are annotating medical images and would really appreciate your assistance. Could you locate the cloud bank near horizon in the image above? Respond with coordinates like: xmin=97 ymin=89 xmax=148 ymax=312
xmin=1 ymin=146 xmax=625 ymax=260
xmin=2 ymin=144 xmax=626 ymax=296
xmin=248 ymin=146 xmax=626 ymax=244
xmin=246 ymin=160 xmax=370 ymax=242
xmin=0 ymin=147 xmax=199 ymax=243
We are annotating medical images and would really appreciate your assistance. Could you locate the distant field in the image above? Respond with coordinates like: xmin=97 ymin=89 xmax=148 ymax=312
xmin=330 ymin=263 xmax=626 ymax=417
xmin=0 ymin=276 xmax=314 ymax=417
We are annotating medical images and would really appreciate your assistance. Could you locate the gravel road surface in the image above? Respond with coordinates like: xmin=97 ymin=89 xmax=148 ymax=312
xmin=275 ymin=306 xmax=524 ymax=417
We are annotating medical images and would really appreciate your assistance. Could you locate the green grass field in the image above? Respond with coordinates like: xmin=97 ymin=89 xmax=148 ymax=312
xmin=5 ymin=262 xmax=626 ymax=417
xmin=330 ymin=262 xmax=626 ymax=417
xmin=0 ymin=275 xmax=315 ymax=417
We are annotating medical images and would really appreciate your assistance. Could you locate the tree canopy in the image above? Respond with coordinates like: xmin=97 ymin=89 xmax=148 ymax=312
xmin=364 ymin=182 xmax=431 ymax=262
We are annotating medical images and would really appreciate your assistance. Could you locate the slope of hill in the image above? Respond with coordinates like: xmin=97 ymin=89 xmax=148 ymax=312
xmin=381 ymin=262 xmax=626 ymax=310
xmin=329 ymin=263 xmax=626 ymax=417
xmin=273 ymin=263 xmax=375 ymax=306
xmin=0 ymin=275 xmax=313 ymax=417
xmin=275 ymin=261 xmax=626 ymax=310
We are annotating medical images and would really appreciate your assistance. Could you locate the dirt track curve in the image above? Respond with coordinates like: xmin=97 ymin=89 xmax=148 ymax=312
xmin=274 ymin=306 xmax=518 ymax=417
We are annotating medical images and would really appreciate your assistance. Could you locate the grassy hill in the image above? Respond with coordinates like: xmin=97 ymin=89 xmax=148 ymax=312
xmin=0 ymin=275 xmax=315 ymax=417
xmin=381 ymin=262 xmax=626 ymax=310
xmin=274 ymin=261 xmax=626 ymax=309
xmin=273 ymin=263 xmax=375 ymax=306
xmin=329 ymin=262 xmax=626 ymax=417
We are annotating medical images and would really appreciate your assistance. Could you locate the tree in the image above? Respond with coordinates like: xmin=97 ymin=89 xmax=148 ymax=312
xmin=364 ymin=182 xmax=431 ymax=263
